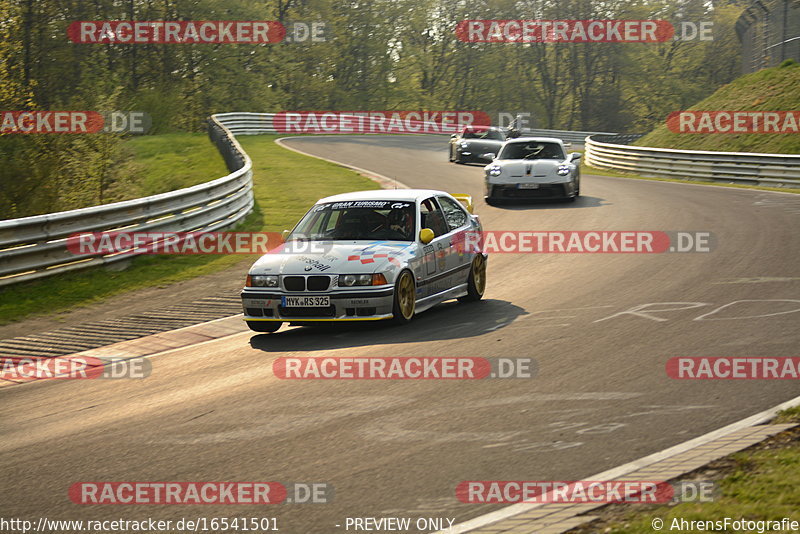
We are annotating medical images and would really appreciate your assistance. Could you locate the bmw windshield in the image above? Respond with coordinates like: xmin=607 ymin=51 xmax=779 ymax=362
xmin=289 ymin=200 xmax=416 ymax=242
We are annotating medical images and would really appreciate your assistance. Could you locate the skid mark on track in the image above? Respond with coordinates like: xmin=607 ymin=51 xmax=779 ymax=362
xmin=357 ymin=393 xmax=642 ymax=445
xmin=754 ymin=194 xmax=800 ymax=214
xmin=158 ymin=395 xmax=415 ymax=445
xmin=714 ymin=276 xmax=800 ymax=284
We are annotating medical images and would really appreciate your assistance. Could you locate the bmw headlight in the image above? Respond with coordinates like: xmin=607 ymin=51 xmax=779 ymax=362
xmin=338 ymin=274 xmax=388 ymax=287
xmin=459 ymin=142 xmax=470 ymax=149
xmin=488 ymin=165 xmax=502 ymax=177
xmin=557 ymin=165 xmax=571 ymax=176
xmin=248 ymin=274 xmax=278 ymax=287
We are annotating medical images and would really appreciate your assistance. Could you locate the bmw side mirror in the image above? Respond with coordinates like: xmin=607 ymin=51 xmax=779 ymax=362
xmin=281 ymin=229 xmax=291 ymax=242
xmin=419 ymin=228 xmax=435 ymax=244
xmin=569 ymin=152 xmax=582 ymax=161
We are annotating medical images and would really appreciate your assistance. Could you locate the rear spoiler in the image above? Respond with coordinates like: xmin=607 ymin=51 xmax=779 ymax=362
xmin=452 ymin=194 xmax=474 ymax=214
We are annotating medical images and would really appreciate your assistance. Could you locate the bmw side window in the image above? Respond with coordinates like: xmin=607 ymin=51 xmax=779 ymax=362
xmin=437 ymin=196 xmax=468 ymax=231
xmin=321 ymin=210 xmax=341 ymax=234
xmin=420 ymin=197 xmax=448 ymax=237
xmin=297 ymin=210 xmax=327 ymax=238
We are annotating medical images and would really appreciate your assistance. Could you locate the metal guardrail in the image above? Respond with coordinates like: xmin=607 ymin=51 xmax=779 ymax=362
xmin=584 ymin=134 xmax=800 ymax=188
xmin=0 ymin=115 xmax=254 ymax=287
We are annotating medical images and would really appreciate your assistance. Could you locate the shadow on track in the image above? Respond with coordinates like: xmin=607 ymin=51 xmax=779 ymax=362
xmin=248 ymin=298 xmax=526 ymax=352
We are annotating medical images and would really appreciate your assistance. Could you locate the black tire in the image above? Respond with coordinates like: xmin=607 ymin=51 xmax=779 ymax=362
xmin=246 ymin=321 xmax=282 ymax=333
xmin=485 ymin=186 xmax=503 ymax=206
xmin=458 ymin=255 xmax=487 ymax=303
xmin=391 ymin=270 xmax=416 ymax=324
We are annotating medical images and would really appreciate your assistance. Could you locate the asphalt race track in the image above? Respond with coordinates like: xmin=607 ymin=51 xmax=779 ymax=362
xmin=1 ymin=134 xmax=799 ymax=533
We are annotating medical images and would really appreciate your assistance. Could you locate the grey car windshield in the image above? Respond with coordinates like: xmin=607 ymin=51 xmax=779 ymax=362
xmin=290 ymin=201 xmax=416 ymax=242
xmin=462 ymin=128 xmax=505 ymax=141
xmin=499 ymin=142 xmax=565 ymax=160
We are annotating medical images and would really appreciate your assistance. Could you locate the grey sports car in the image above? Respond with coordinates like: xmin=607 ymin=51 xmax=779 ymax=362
xmin=484 ymin=137 xmax=582 ymax=203
xmin=449 ymin=126 xmax=507 ymax=164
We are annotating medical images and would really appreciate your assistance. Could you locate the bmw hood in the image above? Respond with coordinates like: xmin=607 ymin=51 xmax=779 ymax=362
xmin=249 ymin=241 xmax=417 ymax=275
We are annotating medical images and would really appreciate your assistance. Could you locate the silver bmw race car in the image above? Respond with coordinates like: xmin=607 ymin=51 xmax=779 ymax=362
xmin=241 ymin=189 xmax=487 ymax=333
xmin=484 ymin=137 xmax=582 ymax=204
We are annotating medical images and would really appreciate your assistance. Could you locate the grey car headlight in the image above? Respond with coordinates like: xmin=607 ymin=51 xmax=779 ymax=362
xmin=459 ymin=142 xmax=470 ymax=149
xmin=249 ymin=274 xmax=278 ymax=287
xmin=557 ymin=165 xmax=571 ymax=176
xmin=488 ymin=165 xmax=502 ymax=177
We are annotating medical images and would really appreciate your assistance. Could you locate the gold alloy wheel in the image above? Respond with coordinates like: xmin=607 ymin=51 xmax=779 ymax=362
xmin=472 ymin=255 xmax=487 ymax=295
xmin=397 ymin=272 xmax=416 ymax=319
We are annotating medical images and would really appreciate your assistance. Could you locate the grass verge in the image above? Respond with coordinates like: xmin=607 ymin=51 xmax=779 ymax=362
xmin=124 ymin=133 xmax=230 ymax=196
xmin=0 ymin=134 xmax=378 ymax=326
xmin=634 ymin=62 xmax=800 ymax=154
xmin=570 ymin=407 xmax=800 ymax=533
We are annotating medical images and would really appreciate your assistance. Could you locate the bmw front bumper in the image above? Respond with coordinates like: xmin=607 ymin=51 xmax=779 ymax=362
xmin=241 ymin=287 xmax=395 ymax=322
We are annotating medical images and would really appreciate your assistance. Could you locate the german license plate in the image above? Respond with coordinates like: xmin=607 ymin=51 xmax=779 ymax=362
xmin=282 ymin=296 xmax=330 ymax=307
xmin=519 ymin=183 xmax=539 ymax=189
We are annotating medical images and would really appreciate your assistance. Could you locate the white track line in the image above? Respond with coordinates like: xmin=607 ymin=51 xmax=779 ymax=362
xmin=275 ymin=136 xmax=411 ymax=190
